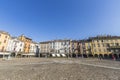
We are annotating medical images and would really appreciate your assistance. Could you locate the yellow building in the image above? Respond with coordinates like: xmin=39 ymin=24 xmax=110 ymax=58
xmin=0 ymin=31 xmax=10 ymax=52
xmin=18 ymin=35 xmax=32 ymax=53
xmin=70 ymin=40 xmax=79 ymax=54
xmin=90 ymin=37 xmax=110 ymax=55
xmin=69 ymin=40 xmax=80 ymax=57
xmin=80 ymin=35 xmax=120 ymax=57
xmin=90 ymin=36 xmax=120 ymax=55
xmin=79 ymin=40 xmax=92 ymax=57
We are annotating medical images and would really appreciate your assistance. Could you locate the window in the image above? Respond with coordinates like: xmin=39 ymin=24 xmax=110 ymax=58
xmin=65 ymin=42 xmax=66 ymax=45
xmin=99 ymin=49 xmax=101 ymax=52
xmin=107 ymin=44 xmax=110 ymax=47
xmin=98 ymin=43 xmax=100 ymax=47
xmin=102 ymin=44 xmax=104 ymax=47
xmin=101 ymin=40 xmax=104 ymax=42
xmin=20 ymin=44 xmax=22 ymax=47
xmin=2 ymin=46 xmax=4 ymax=52
xmin=116 ymin=43 xmax=119 ymax=46
xmin=94 ymin=44 xmax=96 ymax=47
xmin=5 ymin=36 xmax=7 ymax=38
xmin=14 ymin=48 xmax=16 ymax=51
xmin=15 ymin=43 xmax=17 ymax=45
xmin=19 ymin=49 xmax=21 ymax=52
xmin=94 ymin=49 xmax=96 ymax=52
xmin=4 ymin=40 xmax=6 ymax=43
xmin=97 ymin=40 xmax=99 ymax=42
xmin=72 ymin=44 xmax=74 ymax=47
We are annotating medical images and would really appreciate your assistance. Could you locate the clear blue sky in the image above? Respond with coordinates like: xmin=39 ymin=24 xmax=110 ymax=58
xmin=0 ymin=0 xmax=120 ymax=42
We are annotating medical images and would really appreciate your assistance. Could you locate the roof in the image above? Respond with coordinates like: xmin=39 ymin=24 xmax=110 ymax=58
xmin=25 ymin=37 xmax=32 ymax=40
xmin=39 ymin=41 xmax=51 ymax=44
xmin=32 ymin=41 xmax=38 ymax=44
xmin=19 ymin=34 xmax=32 ymax=40
xmin=78 ymin=39 xmax=91 ymax=43
xmin=71 ymin=40 xmax=79 ymax=42
xmin=39 ymin=39 xmax=71 ymax=44
xmin=89 ymin=35 xmax=120 ymax=40
xmin=53 ymin=39 xmax=70 ymax=42
xmin=0 ymin=30 xmax=10 ymax=36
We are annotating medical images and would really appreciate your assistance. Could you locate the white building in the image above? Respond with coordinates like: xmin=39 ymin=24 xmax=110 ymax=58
xmin=39 ymin=40 xmax=71 ymax=57
xmin=6 ymin=37 xmax=24 ymax=53
xmin=29 ymin=42 xmax=39 ymax=53
xmin=50 ymin=40 xmax=71 ymax=54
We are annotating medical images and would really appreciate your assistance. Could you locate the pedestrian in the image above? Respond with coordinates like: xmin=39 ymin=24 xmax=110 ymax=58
xmin=112 ymin=54 xmax=116 ymax=60
xmin=99 ymin=55 xmax=102 ymax=60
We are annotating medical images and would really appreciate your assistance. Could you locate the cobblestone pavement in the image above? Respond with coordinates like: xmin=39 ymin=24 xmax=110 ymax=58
xmin=0 ymin=58 xmax=120 ymax=80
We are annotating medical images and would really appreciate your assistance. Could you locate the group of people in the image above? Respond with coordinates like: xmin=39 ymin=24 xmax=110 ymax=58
xmin=98 ymin=54 xmax=117 ymax=60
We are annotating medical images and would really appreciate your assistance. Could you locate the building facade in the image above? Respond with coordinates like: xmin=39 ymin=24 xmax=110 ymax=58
xmin=18 ymin=35 xmax=32 ymax=53
xmin=6 ymin=37 xmax=24 ymax=53
xmin=40 ymin=40 xmax=71 ymax=55
xmin=80 ymin=40 xmax=92 ymax=54
xmin=70 ymin=40 xmax=80 ymax=54
xmin=90 ymin=36 xmax=120 ymax=56
xmin=40 ymin=41 xmax=50 ymax=54
xmin=50 ymin=40 xmax=70 ymax=54
xmin=0 ymin=31 xmax=10 ymax=52
xmin=78 ymin=35 xmax=120 ymax=57
xmin=29 ymin=42 xmax=39 ymax=53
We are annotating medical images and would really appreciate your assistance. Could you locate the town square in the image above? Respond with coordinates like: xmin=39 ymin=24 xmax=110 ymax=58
xmin=0 ymin=58 xmax=120 ymax=80
xmin=0 ymin=0 xmax=120 ymax=80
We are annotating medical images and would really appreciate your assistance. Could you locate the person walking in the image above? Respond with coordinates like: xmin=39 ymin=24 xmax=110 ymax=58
xmin=112 ymin=54 xmax=116 ymax=60
xmin=98 ymin=54 xmax=102 ymax=60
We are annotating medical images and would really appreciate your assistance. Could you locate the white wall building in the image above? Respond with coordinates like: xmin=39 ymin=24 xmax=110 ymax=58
xmin=29 ymin=42 xmax=39 ymax=53
xmin=6 ymin=37 xmax=24 ymax=53
xmin=50 ymin=40 xmax=70 ymax=54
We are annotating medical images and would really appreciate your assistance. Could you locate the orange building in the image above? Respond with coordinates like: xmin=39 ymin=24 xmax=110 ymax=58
xmin=0 ymin=31 xmax=10 ymax=52
xmin=18 ymin=35 xmax=32 ymax=53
